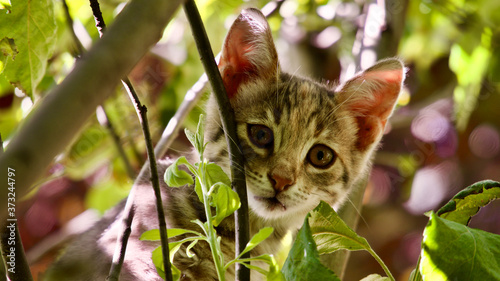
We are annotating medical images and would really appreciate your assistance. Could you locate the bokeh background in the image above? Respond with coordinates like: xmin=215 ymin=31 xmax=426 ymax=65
xmin=1 ymin=0 xmax=499 ymax=280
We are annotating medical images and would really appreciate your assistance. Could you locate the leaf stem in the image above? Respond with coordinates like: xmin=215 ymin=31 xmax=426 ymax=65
xmin=367 ymin=248 xmax=395 ymax=281
xmin=199 ymin=160 xmax=226 ymax=281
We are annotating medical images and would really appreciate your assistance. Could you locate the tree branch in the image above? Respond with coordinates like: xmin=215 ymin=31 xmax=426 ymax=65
xmin=107 ymin=78 xmax=173 ymax=281
xmin=183 ymin=1 xmax=250 ymax=280
xmin=0 ymin=0 xmax=183 ymax=221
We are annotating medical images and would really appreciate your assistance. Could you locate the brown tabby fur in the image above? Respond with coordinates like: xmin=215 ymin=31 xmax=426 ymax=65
xmin=45 ymin=8 xmax=405 ymax=281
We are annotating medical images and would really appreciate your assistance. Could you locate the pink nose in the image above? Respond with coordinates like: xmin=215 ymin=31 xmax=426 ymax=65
xmin=268 ymin=173 xmax=295 ymax=192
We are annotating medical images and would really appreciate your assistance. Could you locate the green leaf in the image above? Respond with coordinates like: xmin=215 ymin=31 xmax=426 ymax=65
xmin=164 ymin=156 xmax=194 ymax=187
xmin=195 ymin=114 xmax=205 ymax=151
xmin=308 ymin=201 xmax=395 ymax=280
xmin=234 ymin=254 xmax=284 ymax=281
xmin=194 ymin=176 xmax=204 ymax=203
xmin=309 ymin=201 xmax=371 ymax=254
xmin=206 ymin=162 xmax=231 ymax=187
xmin=0 ymin=0 xmax=57 ymax=98
xmin=151 ymin=246 xmax=181 ymax=281
xmin=0 ymin=37 xmax=17 ymax=72
xmin=140 ymin=228 xmax=203 ymax=241
xmin=185 ymin=239 xmax=198 ymax=258
xmin=211 ymin=183 xmax=240 ymax=226
xmin=436 ymin=180 xmax=500 ymax=225
xmin=238 ymin=227 xmax=274 ymax=258
xmin=282 ymin=213 xmax=340 ymax=281
xmin=185 ymin=114 xmax=206 ymax=156
xmin=151 ymin=246 xmax=166 ymax=279
xmin=421 ymin=212 xmax=500 ymax=281
xmin=185 ymin=129 xmax=197 ymax=152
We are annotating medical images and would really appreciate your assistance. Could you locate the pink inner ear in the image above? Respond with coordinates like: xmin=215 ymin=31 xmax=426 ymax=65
xmin=217 ymin=9 xmax=278 ymax=100
xmin=349 ymin=69 xmax=403 ymax=150
xmin=218 ymin=31 xmax=256 ymax=98
xmin=218 ymin=17 xmax=258 ymax=99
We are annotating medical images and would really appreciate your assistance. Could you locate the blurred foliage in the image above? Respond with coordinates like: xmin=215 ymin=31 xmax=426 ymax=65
xmin=1 ymin=0 xmax=499 ymax=280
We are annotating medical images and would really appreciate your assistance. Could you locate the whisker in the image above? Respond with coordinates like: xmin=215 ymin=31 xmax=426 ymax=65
xmin=343 ymin=195 xmax=371 ymax=232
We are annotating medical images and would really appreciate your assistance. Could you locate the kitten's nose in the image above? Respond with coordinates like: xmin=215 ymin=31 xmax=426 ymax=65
xmin=268 ymin=173 xmax=295 ymax=192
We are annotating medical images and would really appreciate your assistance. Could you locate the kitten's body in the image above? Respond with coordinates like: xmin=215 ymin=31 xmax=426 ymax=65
xmin=45 ymin=8 xmax=405 ymax=281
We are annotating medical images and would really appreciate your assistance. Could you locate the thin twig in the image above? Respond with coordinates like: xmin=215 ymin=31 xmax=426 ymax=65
xmin=95 ymin=106 xmax=136 ymax=179
xmin=83 ymin=0 xmax=173 ymax=281
xmin=86 ymin=1 xmax=172 ymax=280
xmin=183 ymin=1 xmax=250 ymax=280
xmin=121 ymin=78 xmax=173 ymax=281
xmin=0 ymin=135 xmax=33 ymax=281
xmin=89 ymin=0 xmax=106 ymax=35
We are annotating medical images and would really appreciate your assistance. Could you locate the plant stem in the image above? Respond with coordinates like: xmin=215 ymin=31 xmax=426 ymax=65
xmin=182 ymin=1 xmax=250 ymax=280
xmin=199 ymin=161 xmax=226 ymax=281
xmin=367 ymin=248 xmax=395 ymax=281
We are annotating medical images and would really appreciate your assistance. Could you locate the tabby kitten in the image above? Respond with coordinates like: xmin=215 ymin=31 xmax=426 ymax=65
xmin=45 ymin=8 xmax=405 ymax=281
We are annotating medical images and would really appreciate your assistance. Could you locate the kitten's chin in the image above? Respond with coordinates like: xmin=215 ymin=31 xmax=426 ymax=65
xmin=248 ymin=194 xmax=313 ymax=222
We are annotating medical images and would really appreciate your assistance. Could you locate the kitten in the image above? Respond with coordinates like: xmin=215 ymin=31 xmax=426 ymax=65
xmin=45 ymin=8 xmax=405 ymax=281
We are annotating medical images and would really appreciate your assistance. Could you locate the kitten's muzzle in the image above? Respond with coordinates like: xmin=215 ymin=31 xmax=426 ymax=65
xmin=268 ymin=172 xmax=295 ymax=192
xmin=254 ymin=196 xmax=286 ymax=211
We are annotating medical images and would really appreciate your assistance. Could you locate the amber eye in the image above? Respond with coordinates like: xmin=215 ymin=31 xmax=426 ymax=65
xmin=307 ymin=144 xmax=336 ymax=168
xmin=248 ymin=124 xmax=274 ymax=148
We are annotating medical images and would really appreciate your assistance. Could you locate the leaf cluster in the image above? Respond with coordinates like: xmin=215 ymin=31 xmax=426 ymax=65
xmin=281 ymin=180 xmax=500 ymax=281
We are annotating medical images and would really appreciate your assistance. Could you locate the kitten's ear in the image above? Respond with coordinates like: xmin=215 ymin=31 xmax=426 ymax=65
xmin=337 ymin=58 xmax=406 ymax=150
xmin=218 ymin=8 xmax=279 ymax=99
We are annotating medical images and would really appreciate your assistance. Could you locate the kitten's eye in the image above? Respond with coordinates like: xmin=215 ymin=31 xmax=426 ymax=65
xmin=308 ymin=144 xmax=336 ymax=168
xmin=248 ymin=124 xmax=274 ymax=148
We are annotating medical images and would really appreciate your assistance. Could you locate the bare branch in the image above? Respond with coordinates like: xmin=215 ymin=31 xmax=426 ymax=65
xmin=107 ymin=78 xmax=173 ymax=281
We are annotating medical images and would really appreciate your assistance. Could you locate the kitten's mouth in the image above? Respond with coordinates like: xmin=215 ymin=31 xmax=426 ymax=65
xmin=254 ymin=196 xmax=286 ymax=211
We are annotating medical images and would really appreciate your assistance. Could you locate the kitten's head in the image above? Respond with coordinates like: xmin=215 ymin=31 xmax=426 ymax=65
xmin=206 ymin=9 xmax=405 ymax=222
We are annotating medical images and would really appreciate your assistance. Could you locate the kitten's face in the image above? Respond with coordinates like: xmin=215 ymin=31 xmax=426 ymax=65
xmin=205 ymin=8 xmax=404 ymax=222
xmin=232 ymin=75 xmax=362 ymax=220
